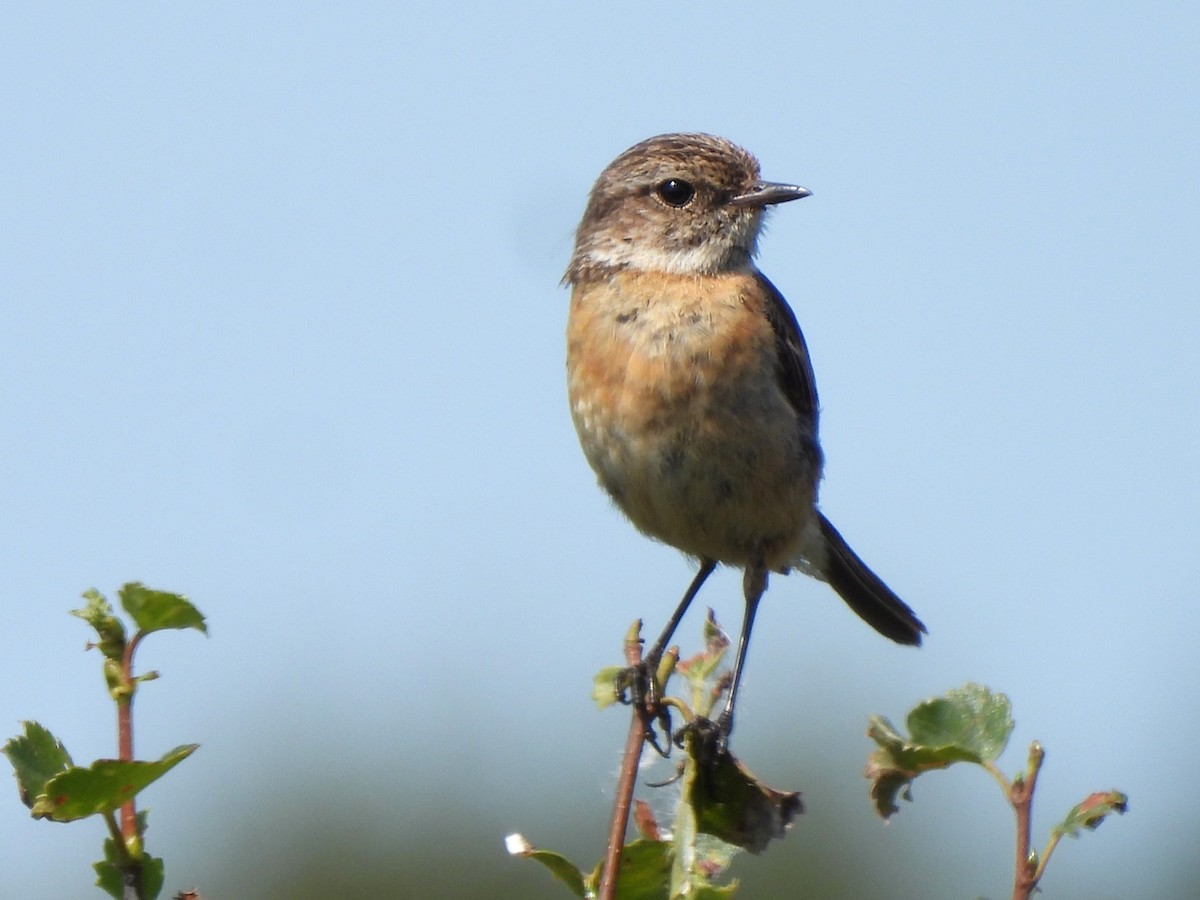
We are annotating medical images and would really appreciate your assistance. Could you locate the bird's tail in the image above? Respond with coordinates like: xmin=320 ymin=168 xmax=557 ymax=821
xmin=817 ymin=513 xmax=926 ymax=645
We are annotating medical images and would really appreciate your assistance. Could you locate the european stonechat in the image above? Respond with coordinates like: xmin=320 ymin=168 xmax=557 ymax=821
xmin=565 ymin=133 xmax=925 ymax=740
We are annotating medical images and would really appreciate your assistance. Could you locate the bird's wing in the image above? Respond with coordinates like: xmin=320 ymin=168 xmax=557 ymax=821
xmin=757 ymin=272 xmax=819 ymax=421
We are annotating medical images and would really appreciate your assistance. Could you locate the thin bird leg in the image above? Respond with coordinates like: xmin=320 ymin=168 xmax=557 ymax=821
xmin=619 ymin=559 xmax=715 ymax=710
xmin=617 ymin=559 xmax=717 ymax=757
xmin=644 ymin=559 xmax=717 ymax=664
xmin=714 ymin=566 xmax=768 ymax=738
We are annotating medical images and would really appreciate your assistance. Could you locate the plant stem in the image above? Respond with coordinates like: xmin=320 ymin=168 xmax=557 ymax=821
xmin=1010 ymin=742 xmax=1045 ymax=900
xmin=118 ymin=632 xmax=144 ymax=843
xmin=597 ymin=624 xmax=648 ymax=900
xmin=983 ymin=760 xmax=1012 ymax=796
xmin=1033 ymin=830 xmax=1064 ymax=884
xmin=104 ymin=811 xmax=126 ymax=855
xmin=117 ymin=631 xmax=146 ymax=900
xmin=107 ymin=803 xmax=144 ymax=900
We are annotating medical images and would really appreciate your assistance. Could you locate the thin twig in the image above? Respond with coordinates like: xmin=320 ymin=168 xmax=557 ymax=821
xmin=597 ymin=624 xmax=648 ymax=900
xmin=118 ymin=631 xmax=145 ymax=842
xmin=1010 ymin=743 xmax=1045 ymax=900
xmin=118 ymin=631 xmax=146 ymax=900
xmin=1033 ymin=829 xmax=1064 ymax=884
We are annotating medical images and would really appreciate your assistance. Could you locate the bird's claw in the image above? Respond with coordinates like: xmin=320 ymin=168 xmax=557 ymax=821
xmin=614 ymin=658 xmax=674 ymax=757
xmin=674 ymin=712 xmax=732 ymax=765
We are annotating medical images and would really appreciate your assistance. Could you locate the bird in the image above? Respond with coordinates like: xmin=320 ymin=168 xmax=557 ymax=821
xmin=564 ymin=133 xmax=925 ymax=744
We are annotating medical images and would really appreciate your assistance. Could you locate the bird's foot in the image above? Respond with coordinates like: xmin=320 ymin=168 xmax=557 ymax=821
xmin=614 ymin=657 xmax=673 ymax=757
xmin=674 ymin=711 xmax=733 ymax=766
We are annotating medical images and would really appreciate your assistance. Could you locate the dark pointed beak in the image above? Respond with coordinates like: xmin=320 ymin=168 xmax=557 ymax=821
xmin=728 ymin=181 xmax=812 ymax=208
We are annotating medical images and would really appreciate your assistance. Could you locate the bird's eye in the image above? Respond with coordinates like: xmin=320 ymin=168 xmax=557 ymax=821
xmin=656 ymin=178 xmax=695 ymax=208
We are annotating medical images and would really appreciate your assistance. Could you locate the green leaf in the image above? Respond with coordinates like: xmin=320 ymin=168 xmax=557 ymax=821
xmin=676 ymin=611 xmax=729 ymax=690
xmin=508 ymin=831 xmax=726 ymax=900
xmin=587 ymin=839 xmax=672 ymax=900
xmin=3 ymin=721 xmax=74 ymax=808
xmin=593 ymin=666 xmax=624 ymax=709
xmin=95 ymin=853 xmax=164 ymax=900
xmin=683 ymin=737 xmax=802 ymax=856
xmin=506 ymin=833 xmax=586 ymax=897
xmin=71 ymin=590 xmax=127 ymax=660
xmin=119 ymin=583 xmax=207 ymax=636
xmin=95 ymin=852 xmax=164 ymax=900
xmin=94 ymin=810 xmax=133 ymax=898
xmin=1053 ymin=790 xmax=1129 ymax=839
xmin=95 ymin=810 xmax=163 ymax=900
xmin=865 ymin=683 xmax=1015 ymax=820
xmin=689 ymin=886 xmax=739 ymax=899
xmin=674 ymin=611 xmax=731 ymax=719
xmin=907 ymin=683 xmax=1013 ymax=763
xmin=660 ymin=728 xmax=775 ymax=897
xmin=30 ymin=744 xmax=198 ymax=822
xmin=94 ymin=858 xmax=123 ymax=900
xmin=140 ymin=853 xmax=166 ymax=900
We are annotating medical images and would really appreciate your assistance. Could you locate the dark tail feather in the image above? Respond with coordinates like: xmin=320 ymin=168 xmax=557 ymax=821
xmin=817 ymin=513 xmax=926 ymax=646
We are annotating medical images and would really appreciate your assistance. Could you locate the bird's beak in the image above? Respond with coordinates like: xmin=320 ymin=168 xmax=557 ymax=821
xmin=729 ymin=181 xmax=812 ymax=208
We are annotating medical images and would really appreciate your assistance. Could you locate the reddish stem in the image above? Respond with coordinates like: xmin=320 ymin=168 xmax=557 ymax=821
xmin=118 ymin=632 xmax=144 ymax=843
xmin=1010 ymin=746 xmax=1044 ymax=900
xmin=597 ymin=626 xmax=648 ymax=900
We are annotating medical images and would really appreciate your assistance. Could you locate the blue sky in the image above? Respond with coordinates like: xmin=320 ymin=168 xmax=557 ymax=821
xmin=3 ymin=3 xmax=1198 ymax=897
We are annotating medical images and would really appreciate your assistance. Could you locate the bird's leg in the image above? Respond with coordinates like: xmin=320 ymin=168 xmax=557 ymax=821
xmin=712 ymin=565 xmax=768 ymax=744
xmin=617 ymin=559 xmax=716 ymax=753
xmin=673 ymin=564 xmax=768 ymax=762
xmin=645 ymin=559 xmax=717 ymax=666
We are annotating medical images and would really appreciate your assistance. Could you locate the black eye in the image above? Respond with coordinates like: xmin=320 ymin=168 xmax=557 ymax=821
xmin=656 ymin=178 xmax=695 ymax=207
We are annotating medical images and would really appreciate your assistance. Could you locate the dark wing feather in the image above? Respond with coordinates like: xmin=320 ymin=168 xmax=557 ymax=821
xmin=759 ymin=273 xmax=927 ymax=646
xmin=757 ymin=273 xmax=819 ymax=422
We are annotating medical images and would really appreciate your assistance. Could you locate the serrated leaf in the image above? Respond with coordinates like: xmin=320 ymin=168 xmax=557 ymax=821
xmin=865 ymin=714 xmax=982 ymax=819
xmin=95 ymin=851 xmax=164 ymax=900
xmin=676 ymin=611 xmax=730 ymax=692
xmin=119 ymin=583 xmax=207 ymax=636
xmin=663 ymin=728 xmax=777 ymax=897
xmin=506 ymin=833 xmax=587 ymax=898
xmin=31 ymin=744 xmax=198 ymax=822
xmin=71 ymin=590 xmax=127 ymax=659
xmin=94 ymin=858 xmax=124 ymax=900
xmin=1053 ymin=790 xmax=1129 ymax=839
xmin=3 ymin=721 xmax=74 ymax=808
xmin=865 ymin=684 xmax=1014 ymax=820
xmin=673 ymin=612 xmax=732 ymax=720
xmin=683 ymin=737 xmax=802 ymax=856
xmin=907 ymin=684 xmax=1013 ymax=763
xmin=95 ymin=810 xmax=163 ymax=900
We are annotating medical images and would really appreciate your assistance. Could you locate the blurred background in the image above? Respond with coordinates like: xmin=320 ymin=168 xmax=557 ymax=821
xmin=2 ymin=3 xmax=1197 ymax=897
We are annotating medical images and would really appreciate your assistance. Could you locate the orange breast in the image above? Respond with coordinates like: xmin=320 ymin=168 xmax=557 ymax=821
xmin=566 ymin=269 xmax=820 ymax=568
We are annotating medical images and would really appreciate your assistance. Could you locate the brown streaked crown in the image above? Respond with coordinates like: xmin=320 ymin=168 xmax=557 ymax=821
xmin=565 ymin=133 xmax=796 ymax=283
